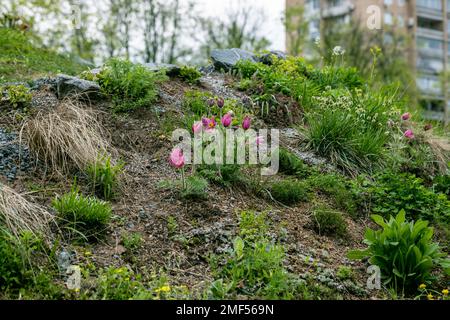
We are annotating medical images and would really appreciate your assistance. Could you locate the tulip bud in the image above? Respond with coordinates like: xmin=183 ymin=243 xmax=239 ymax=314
xmin=217 ymin=98 xmax=225 ymax=108
xmin=242 ymin=116 xmax=251 ymax=130
xmin=401 ymin=112 xmax=411 ymax=121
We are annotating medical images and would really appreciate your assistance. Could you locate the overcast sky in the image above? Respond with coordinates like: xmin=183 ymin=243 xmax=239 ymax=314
xmin=195 ymin=0 xmax=286 ymax=51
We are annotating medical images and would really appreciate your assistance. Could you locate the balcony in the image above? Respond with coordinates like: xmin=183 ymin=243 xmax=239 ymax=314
xmin=416 ymin=57 xmax=444 ymax=74
xmin=422 ymin=110 xmax=447 ymax=121
xmin=417 ymin=75 xmax=443 ymax=97
xmin=416 ymin=27 xmax=444 ymax=39
xmin=416 ymin=37 xmax=444 ymax=59
xmin=416 ymin=0 xmax=443 ymax=20
xmin=322 ymin=1 xmax=354 ymax=18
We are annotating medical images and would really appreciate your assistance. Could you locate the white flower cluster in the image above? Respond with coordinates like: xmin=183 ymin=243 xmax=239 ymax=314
xmin=332 ymin=46 xmax=346 ymax=56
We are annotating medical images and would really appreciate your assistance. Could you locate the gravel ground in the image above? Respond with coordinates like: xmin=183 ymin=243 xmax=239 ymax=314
xmin=0 ymin=128 xmax=32 ymax=181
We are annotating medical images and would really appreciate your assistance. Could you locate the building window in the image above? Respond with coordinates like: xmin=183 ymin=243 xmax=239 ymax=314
xmin=417 ymin=0 xmax=442 ymax=10
xmin=327 ymin=0 xmax=344 ymax=7
xmin=306 ymin=0 xmax=320 ymax=12
xmin=384 ymin=0 xmax=393 ymax=5
xmin=398 ymin=0 xmax=406 ymax=6
xmin=417 ymin=76 xmax=442 ymax=95
xmin=384 ymin=13 xmax=393 ymax=25
xmin=397 ymin=15 xmax=404 ymax=27
xmin=417 ymin=37 xmax=443 ymax=50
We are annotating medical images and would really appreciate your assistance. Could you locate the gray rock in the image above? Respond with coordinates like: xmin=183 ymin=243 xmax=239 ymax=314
xmin=29 ymin=77 xmax=58 ymax=91
xmin=210 ymin=48 xmax=258 ymax=71
xmin=55 ymin=74 xmax=102 ymax=100
xmin=258 ymin=50 xmax=287 ymax=65
xmin=199 ymin=64 xmax=215 ymax=74
xmin=57 ymin=249 xmax=73 ymax=273
xmin=143 ymin=63 xmax=181 ymax=77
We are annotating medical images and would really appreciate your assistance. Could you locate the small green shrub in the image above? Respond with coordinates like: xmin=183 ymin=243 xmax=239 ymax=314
xmin=2 ymin=84 xmax=32 ymax=108
xmin=312 ymin=205 xmax=348 ymax=237
xmin=433 ymin=174 xmax=450 ymax=198
xmin=348 ymin=211 xmax=450 ymax=295
xmin=234 ymin=78 xmax=256 ymax=91
xmin=97 ymin=58 xmax=168 ymax=113
xmin=0 ymin=230 xmax=54 ymax=294
xmin=52 ymin=188 xmax=112 ymax=236
xmin=122 ymin=232 xmax=142 ymax=251
xmin=0 ymin=230 xmax=28 ymax=289
xmin=181 ymin=175 xmax=209 ymax=200
xmin=92 ymin=266 xmax=152 ymax=300
xmin=278 ymin=148 xmax=309 ymax=178
xmin=364 ymin=172 xmax=450 ymax=225
xmin=179 ymin=65 xmax=202 ymax=84
xmin=307 ymin=173 xmax=357 ymax=216
xmin=198 ymin=164 xmax=241 ymax=187
xmin=270 ymin=180 xmax=310 ymax=205
xmin=87 ymin=156 xmax=124 ymax=200
xmin=182 ymin=90 xmax=212 ymax=116
xmin=209 ymin=211 xmax=302 ymax=299
xmin=336 ymin=266 xmax=354 ymax=281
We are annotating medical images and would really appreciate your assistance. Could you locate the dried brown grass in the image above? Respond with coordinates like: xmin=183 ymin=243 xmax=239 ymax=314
xmin=20 ymin=99 xmax=111 ymax=175
xmin=0 ymin=182 xmax=54 ymax=241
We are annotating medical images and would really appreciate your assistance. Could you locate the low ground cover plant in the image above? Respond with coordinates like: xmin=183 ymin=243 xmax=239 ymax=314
xmin=52 ymin=187 xmax=112 ymax=238
xmin=97 ymin=58 xmax=168 ymax=113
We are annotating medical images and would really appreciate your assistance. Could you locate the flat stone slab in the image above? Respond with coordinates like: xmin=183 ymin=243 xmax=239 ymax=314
xmin=55 ymin=74 xmax=102 ymax=100
xmin=210 ymin=48 xmax=258 ymax=71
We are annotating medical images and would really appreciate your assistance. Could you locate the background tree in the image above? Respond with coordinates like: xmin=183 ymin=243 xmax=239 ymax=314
xmin=197 ymin=4 xmax=270 ymax=60
xmin=283 ymin=5 xmax=308 ymax=57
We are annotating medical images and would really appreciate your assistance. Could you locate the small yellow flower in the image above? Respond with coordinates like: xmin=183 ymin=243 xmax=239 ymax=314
xmin=427 ymin=294 xmax=434 ymax=300
xmin=155 ymin=285 xmax=171 ymax=293
xmin=84 ymin=251 xmax=92 ymax=256
xmin=442 ymin=289 xmax=449 ymax=296
xmin=419 ymin=284 xmax=426 ymax=290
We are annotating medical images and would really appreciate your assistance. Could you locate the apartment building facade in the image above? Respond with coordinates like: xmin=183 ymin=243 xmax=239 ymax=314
xmin=286 ymin=0 xmax=450 ymax=123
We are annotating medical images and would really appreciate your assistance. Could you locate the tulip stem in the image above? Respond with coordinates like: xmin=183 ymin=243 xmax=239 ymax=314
xmin=181 ymin=167 xmax=186 ymax=189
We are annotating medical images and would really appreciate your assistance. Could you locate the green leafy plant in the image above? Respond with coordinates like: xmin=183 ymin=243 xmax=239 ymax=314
xmin=198 ymin=164 xmax=241 ymax=187
xmin=208 ymin=211 xmax=302 ymax=299
xmin=278 ymin=148 xmax=309 ymax=178
xmin=182 ymin=90 xmax=212 ymax=116
xmin=307 ymin=173 xmax=357 ymax=216
xmin=311 ymin=205 xmax=348 ymax=238
xmin=122 ymin=232 xmax=142 ymax=252
xmin=2 ymin=84 xmax=32 ymax=108
xmin=87 ymin=156 xmax=124 ymax=200
xmin=433 ymin=174 xmax=450 ymax=198
xmin=0 ymin=229 xmax=59 ymax=298
xmin=364 ymin=172 xmax=450 ymax=226
xmin=348 ymin=211 xmax=450 ymax=295
xmin=179 ymin=65 xmax=202 ymax=84
xmin=52 ymin=187 xmax=112 ymax=237
xmin=270 ymin=179 xmax=310 ymax=205
xmin=97 ymin=58 xmax=168 ymax=113
xmin=181 ymin=175 xmax=209 ymax=200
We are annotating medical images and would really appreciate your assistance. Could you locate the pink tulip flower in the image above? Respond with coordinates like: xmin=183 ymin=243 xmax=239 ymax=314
xmin=221 ymin=113 xmax=232 ymax=127
xmin=169 ymin=148 xmax=185 ymax=169
xmin=242 ymin=116 xmax=251 ymax=130
xmin=404 ymin=129 xmax=414 ymax=140
xmin=192 ymin=121 xmax=202 ymax=133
